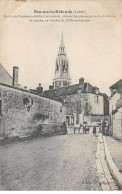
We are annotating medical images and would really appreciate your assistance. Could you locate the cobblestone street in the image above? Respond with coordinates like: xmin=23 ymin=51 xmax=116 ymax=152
xmin=0 ymin=129 xmax=101 ymax=190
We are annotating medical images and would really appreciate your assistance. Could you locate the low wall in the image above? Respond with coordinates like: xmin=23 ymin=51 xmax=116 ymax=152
xmin=0 ymin=84 xmax=66 ymax=138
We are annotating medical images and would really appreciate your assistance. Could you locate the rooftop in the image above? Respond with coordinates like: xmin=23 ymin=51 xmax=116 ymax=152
xmin=110 ymin=79 xmax=122 ymax=89
xmin=0 ymin=83 xmax=60 ymax=103
xmin=44 ymin=81 xmax=108 ymax=98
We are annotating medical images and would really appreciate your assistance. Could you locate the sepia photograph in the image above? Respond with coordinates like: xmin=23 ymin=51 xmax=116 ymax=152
xmin=0 ymin=0 xmax=122 ymax=191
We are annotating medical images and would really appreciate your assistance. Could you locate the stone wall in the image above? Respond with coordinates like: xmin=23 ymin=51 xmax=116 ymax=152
xmin=109 ymin=93 xmax=121 ymax=113
xmin=87 ymin=93 xmax=104 ymax=115
xmin=0 ymin=84 xmax=66 ymax=138
xmin=109 ymin=93 xmax=122 ymax=140
xmin=64 ymin=92 xmax=104 ymax=116
xmin=112 ymin=107 xmax=122 ymax=141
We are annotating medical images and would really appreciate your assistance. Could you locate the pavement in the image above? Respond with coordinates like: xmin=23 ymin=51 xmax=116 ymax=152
xmin=0 ymin=129 xmax=100 ymax=190
xmin=105 ymin=136 xmax=122 ymax=172
xmin=103 ymin=135 xmax=122 ymax=190
xmin=96 ymin=134 xmax=119 ymax=191
xmin=0 ymin=127 xmax=121 ymax=191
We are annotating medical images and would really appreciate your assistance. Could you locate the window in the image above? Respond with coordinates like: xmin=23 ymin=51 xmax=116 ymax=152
xmin=85 ymin=103 xmax=90 ymax=114
xmin=56 ymin=63 xmax=59 ymax=71
xmin=94 ymin=95 xmax=99 ymax=103
xmin=63 ymin=81 xmax=67 ymax=86
xmin=55 ymin=81 xmax=59 ymax=87
xmin=97 ymin=96 xmax=99 ymax=103
xmin=71 ymin=117 xmax=74 ymax=124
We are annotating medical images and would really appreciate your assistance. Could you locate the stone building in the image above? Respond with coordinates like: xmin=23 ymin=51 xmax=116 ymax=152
xmin=44 ymin=32 xmax=109 ymax=125
xmin=109 ymin=79 xmax=122 ymax=141
xmin=0 ymin=66 xmax=66 ymax=139
xmin=44 ymin=78 xmax=109 ymax=125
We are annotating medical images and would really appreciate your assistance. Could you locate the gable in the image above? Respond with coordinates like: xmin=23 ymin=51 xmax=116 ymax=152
xmin=0 ymin=64 xmax=12 ymax=85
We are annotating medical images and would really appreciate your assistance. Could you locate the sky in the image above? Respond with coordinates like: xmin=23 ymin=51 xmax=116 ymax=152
xmin=0 ymin=0 xmax=121 ymax=95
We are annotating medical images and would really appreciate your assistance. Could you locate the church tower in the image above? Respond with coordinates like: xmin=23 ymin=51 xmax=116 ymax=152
xmin=53 ymin=30 xmax=71 ymax=89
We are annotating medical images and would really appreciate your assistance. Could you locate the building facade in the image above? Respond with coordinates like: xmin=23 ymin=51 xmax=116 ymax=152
xmin=44 ymin=78 xmax=109 ymax=126
xmin=0 ymin=66 xmax=66 ymax=139
xmin=109 ymin=79 xmax=122 ymax=141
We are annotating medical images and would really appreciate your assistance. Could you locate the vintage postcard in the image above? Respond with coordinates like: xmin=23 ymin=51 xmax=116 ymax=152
xmin=0 ymin=0 xmax=122 ymax=191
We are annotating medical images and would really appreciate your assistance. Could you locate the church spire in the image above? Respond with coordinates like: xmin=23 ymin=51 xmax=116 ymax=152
xmin=60 ymin=29 xmax=65 ymax=48
xmin=53 ymin=30 xmax=72 ymax=89
xmin=59 ymin=29 xmax=65 ymax=55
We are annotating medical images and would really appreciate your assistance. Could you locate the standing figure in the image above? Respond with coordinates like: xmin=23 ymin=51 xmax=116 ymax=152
xmin=93 ymin=125 xmax=96 ymax=135
xmin=60 ymin=122 xmax=63 ymax=134
xmin=102 ymin=120 xmax=106 ymax=135
xmin=109 ymin=126 xmax=113 ymax=136
xmin=63 ymin=121 xmax=67 ymax=135
xmin=83 ymin=123 xmax=86 ymax=134
xmin=99 ymin=124 xmax=102 ymax=133
xmin=106 ymin=123 xmax=109 ymax=136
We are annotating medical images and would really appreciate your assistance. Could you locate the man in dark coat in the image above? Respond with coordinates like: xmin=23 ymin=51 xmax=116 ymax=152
xmin=93 ymin=125 xmax=96 ymax=135
xmin=102 ymin=120 xmax=106 ymax=135
xmin=60 ymin=122 xmax=67 ymax=135
xmin=63 ymin=122 xmax=67 ymax=135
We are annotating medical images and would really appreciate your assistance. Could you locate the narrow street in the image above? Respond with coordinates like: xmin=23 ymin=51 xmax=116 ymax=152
xmin=0 ymin=129 xmax=101 ymax=190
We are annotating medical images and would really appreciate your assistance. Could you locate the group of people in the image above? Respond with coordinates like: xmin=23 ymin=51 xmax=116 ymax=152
xmin=83 ymin=122 xmax=96 ymax=135
xmin=83 ymin=123 xmax=89 ymax=134
xmin=60 ymin=120 xmax=110 ymax=136
xmin=93 ymin=120 xmax=110 ymax=136
xmin=99 ymin=120 xmax=110 ymax=136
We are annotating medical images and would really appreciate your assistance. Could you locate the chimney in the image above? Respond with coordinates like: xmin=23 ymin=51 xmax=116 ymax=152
xmin=36 ymin=83 xmax=43 ymax=95
xmin=93 ymin=87 xmax=99 ymax=94
xmin=13 ymin=66 xmax=19 ymax=87
xmin=78 ymin=77 xmax=84 ymax=89
xmin=49 ymin=85 xmax=53 ymax=90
